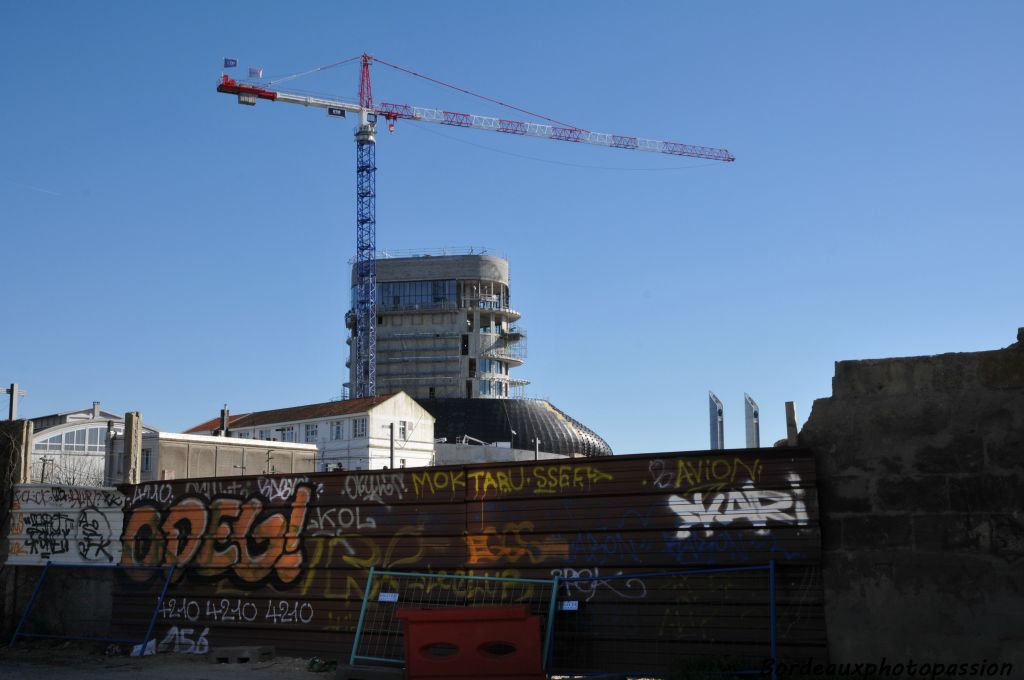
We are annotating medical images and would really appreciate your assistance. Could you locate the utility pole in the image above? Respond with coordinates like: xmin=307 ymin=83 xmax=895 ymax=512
xmin=388 ymin=422 xmax=394 ymax=469
xmin=533 ymin=437 xmax=540 ymax=461
xmin=2 ymin=383 xmax=26 ymax=420
xmin=265 ymin=450 xmax=274 ymax=475
xmin=40 ymin=455 xmax=53 ymax=483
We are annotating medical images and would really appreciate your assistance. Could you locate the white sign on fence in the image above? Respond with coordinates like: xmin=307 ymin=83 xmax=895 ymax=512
xmin=6 ymin=484 xmax=125 ymax=566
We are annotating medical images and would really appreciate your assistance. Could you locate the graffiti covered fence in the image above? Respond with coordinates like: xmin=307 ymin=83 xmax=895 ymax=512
xmin=113 ymin=449 xmax=825 ymax=670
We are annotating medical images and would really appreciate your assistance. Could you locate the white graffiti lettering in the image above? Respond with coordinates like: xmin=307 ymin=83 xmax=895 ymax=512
xmin=158 ymin=626 xmax=209 ymax=654
xmin=258 ymin=475 xmax=308 ymax=502
xmin=342 ymin=472 xmax=406 ymax=505
xmin=667 ymin=473 xmax=808 ymax=538
xmin=307 ymin=506 xmax=377 ymax=534
xmin=131 ymin=483 xmax=174 ymax=505
xmin=185 ymin=479 xmax=247 ymax=497
xmin=552 ymin=567 xmax=648 ymax=601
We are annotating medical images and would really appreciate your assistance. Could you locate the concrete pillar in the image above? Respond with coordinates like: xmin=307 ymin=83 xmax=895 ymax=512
xmin=785 ymin=401 xmax=799 ymax=447
xmin=18 ymin=420 xmax=32 ymax=483
xmin=124 ymin=411 xmax=143 ymax=484
xmin=2 ymin=419 xmax=34 ymax=484
xmin=3 ymin=383 xmax=26 ymax=421
xmin=709 ymin=391 xmax=724 ymax=450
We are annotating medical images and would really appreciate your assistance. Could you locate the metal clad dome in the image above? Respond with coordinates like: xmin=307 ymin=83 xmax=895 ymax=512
xmin=417 ymin=398 xmax=613 ymax=457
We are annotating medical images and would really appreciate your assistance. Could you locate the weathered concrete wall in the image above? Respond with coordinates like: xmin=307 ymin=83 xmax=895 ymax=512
xmin=6 ymin=485 xmax=124 ymax=566
xmin=4 ymin=565 xmax=115 ymax=640
xmin=800 ymin=328 xmax=1024 ymax=668
xmin=366 ymin=254 xmax=510 ymax=286
xmin=1 ymin=420 xmax=30 ymax=639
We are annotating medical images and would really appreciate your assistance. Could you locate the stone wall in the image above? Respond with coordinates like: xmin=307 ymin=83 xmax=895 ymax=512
xmin=800 ymin=328 xmax=1024 ymax=668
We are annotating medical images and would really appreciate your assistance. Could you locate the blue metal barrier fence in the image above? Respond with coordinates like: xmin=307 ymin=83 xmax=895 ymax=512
xmin=349 ymin=567 xmax=560 ymax=669
xmin=10 ymin=561 xmax=175 ymax=648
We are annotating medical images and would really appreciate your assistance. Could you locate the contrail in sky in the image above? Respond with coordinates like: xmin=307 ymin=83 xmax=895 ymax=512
xmin=5 ymin=179 xmax=64 ymax=197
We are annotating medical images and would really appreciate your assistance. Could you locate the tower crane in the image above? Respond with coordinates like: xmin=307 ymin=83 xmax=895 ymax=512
xmin=217 ymin=54 xmax=734 ymax=399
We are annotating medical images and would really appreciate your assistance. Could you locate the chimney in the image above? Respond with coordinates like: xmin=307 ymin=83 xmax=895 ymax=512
xmin=92 ymin=401 xmax=101 ymax=419
xmin=220 ymin=404 xmax=230 ymax=437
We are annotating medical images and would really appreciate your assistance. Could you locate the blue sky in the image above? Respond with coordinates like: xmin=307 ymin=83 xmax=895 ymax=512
xmin=2 ymin=2 xmax=1021 ymax=453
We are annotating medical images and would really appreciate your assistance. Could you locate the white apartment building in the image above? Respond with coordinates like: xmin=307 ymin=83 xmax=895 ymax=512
xmin=186 ymin=392 xmax=434 ymax=471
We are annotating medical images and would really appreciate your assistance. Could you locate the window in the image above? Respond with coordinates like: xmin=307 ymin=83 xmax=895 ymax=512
xmin=277 ymin=426 xmax=295 ymax=442
xmin=305 ymin=423 xmax=319 ymax=443
xmin=141 ymin=449 xmax=152 ymax=473
xmin=399 ymin=420 xmax=408 ymax=440
xmin=331 ymin=421 xmax=344 ymax=440
xmin=258 ymin=429 xmax=272 ymax=441
xmin=374 ymin=279 xmax=457 ymax=310
xmin=353 ymin=418 xmax=367 ymax=438
xmin=428 ymin=387 xmax=436 ymax=399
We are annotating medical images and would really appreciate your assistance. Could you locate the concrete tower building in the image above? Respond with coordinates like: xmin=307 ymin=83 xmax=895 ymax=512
xmin=347 ymin=250 xmax=612 ymax=458
xmin=347 ymin=251 xmax=528 ymax=400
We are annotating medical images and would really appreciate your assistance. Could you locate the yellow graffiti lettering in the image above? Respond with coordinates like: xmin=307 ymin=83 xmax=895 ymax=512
xmin=533 ymin=465 xmax=613 ymax=495
xmin=672 ymin=457 xmax=763 ymax=492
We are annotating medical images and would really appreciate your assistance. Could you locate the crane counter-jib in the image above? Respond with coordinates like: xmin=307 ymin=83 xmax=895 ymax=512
xmin=217 ymin=76 xmax=363 ymax=114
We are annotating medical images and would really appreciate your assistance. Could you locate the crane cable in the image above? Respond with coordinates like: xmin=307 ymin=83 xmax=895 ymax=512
xmin=260 ymin=54 xmax=593 ymax=134
xmin=263 ymin=55 xmax=362 ymax=88
xmin=371 ymin=56 xmax=586 ymax=131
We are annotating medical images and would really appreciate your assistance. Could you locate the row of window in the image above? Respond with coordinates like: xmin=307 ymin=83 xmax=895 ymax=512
xmin=242 ymin=417 xmax=380 ymax=442
xmin=478 ymin=359 xmax=508 ymax=375
xmin=479 ymin=381 xmax=509 ymax=397
xmin=113 ymin=448 xmax=152 ymax=476
xmin=33 ymin=426 xmax=110 ymax=453
xmin=376 ymin=280 xmax=458 ymax=309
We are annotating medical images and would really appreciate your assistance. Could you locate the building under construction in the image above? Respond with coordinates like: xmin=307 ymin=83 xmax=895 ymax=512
xmin=347 ymin=250 xmax=612 ymax=457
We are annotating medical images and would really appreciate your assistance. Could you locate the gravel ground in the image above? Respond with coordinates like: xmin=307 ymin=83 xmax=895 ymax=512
xmin=0 ymin=642 xmax=328 ymax=680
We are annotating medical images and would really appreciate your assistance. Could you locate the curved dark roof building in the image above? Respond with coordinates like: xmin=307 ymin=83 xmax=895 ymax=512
xmin=418 ymin=398 xmax=612 ymax=457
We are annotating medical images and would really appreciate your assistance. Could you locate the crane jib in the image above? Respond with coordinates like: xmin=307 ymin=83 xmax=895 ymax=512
xmin=215 ymin=79 xmax=734 ymax=162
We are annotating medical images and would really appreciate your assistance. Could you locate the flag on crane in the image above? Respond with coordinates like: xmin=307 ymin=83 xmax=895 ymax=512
xmin=249 ymin=66 xmax=263 ymax=78
xmin=223 ymin=58 xmax=238 ymax=68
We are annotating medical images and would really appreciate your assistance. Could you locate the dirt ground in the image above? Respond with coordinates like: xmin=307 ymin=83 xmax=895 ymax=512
xmin=0 ymin=641 xmax=330 ymax=680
